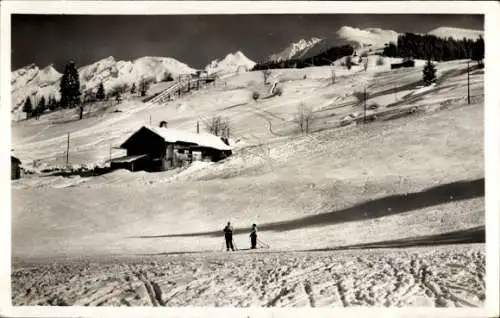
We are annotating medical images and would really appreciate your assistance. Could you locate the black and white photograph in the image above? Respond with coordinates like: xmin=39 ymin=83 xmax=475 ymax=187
xmin=1 ymin=1 xmax=499 ymax=316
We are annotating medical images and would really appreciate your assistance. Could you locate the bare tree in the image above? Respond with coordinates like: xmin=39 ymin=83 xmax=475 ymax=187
xmin=330 ymin=65 xmax=336 ymax=84
xmin=207 ymin=116 xmax=231 ymax=138
xmin=294 ymin=103 xmax=314 ymax=134
xmin=262 ymin=69 xmax=272 ymax=84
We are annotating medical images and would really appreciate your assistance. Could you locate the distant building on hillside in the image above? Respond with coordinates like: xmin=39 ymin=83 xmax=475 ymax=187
xmin=110 ymin=125 xmax=232 ymax=172
xmin=11 ymin=155 xmax=21 ymax=180
xmin=391 ymin=59 xmax=415 ymax=70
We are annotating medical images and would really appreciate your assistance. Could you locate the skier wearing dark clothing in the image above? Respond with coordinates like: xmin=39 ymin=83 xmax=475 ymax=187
xmin=250 ymin=224 xmax=257 ymax=249
xmin=223 ymin=222 xmax=235 ymax=251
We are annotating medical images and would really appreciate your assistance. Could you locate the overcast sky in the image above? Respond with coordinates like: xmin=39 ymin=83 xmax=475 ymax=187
xmin=12 ymin=14 xmax=483 ymax=71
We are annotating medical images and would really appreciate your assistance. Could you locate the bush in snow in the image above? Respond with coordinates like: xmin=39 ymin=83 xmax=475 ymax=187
xmin=162 ymin=71 xmax=174 ymax=82
xmin=130 ymin=83 xmax=137 ymax=95
xmin=345 ymin=56 xmax=353 ymax=70
xmin=252 ymin=91 xmax=260 ymax=101
xmin=207 ymin=116 xmax=231 ymax=138
xmin=422 ymin=59 xmax=437 ymax=86
xmin=295 ymin=103 xmax=314 ymax=134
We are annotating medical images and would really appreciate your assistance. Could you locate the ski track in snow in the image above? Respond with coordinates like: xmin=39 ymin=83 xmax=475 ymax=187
xmin=12 ymin=245 xmax=485 ymax=307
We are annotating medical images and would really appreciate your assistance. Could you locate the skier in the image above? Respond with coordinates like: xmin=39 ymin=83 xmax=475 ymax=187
xmin=249 ymin=224 xmax=258 ymax=249
xmin=223 ymin=222 xmax=235 ymax=252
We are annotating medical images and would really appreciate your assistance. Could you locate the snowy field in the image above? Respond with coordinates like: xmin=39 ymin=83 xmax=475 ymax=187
xmin=12 ymin=245 xmax=485 ymax=307
xmin=11 ymin=57 xmax=485 ymax=306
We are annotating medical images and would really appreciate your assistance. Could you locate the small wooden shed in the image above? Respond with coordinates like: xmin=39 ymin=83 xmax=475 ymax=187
xmin=111 ymin=126 xmax=233 ymax=172
xmin=11 ymin=156 xmax=21 ymax=180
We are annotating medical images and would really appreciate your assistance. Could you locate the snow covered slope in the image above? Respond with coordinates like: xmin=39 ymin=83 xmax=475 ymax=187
xmin=205 ymin=51 xmax=256 ymax=75
xmin=11 ymin=56 xmax=196 ymax=116
xmin=428 ymin=26 xmax=484 ymax=40
xmin=11 ymin=58 xmax=484 ymax=259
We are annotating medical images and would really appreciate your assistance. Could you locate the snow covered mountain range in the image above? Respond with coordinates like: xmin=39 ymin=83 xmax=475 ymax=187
xmin=11 ymin=56 xmax=198 ymax=113
xmin=11 ymin=52 xmax=256 ymax=114
xmin=267 ymin=26 xmax=483 ymax=62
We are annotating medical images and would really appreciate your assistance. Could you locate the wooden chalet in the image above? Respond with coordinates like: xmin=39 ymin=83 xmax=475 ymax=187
xmin=11 ymin=155 xmax=21 ymax=180
xmin=110 ymin=126 xmax=232 ymax=172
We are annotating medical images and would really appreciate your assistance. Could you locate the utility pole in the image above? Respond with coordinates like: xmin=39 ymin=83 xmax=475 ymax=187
xmin=149 ymin=115 xmax=152 ymax=126
xmin=196 ymin=121 xmax=200 ymax=134
xmin=109 ymin=143 xmax=112 ymax=163
xmin=66 ymin=133 xmax=70 ymax=167
xmin=467 ymin=60 xmax=471 ymax=105
xmin=364 ymin=88 xmax=367 ymax=124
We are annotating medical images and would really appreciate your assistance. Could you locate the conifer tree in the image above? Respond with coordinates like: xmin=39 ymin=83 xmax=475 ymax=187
xmin=130 ymin=83 xmax=137 ymax=95
xmin=37 ymin=96 xmax=46 ymax=119
xmin=22 ymin=97 xmax=33 ymax=118
xmin=472 ymin=36 xmax=484 ymax=67
xmin=423 ymin=59 xmax=437 ymax=86
xmin=96 ymin=82 xmax=106 ymax=100
xmin=59 ymin=61 xmax=81 ymax=108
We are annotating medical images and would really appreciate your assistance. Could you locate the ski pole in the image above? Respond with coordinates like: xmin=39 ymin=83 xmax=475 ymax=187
xmin=258 ymin=238 xmax=270 ymax=248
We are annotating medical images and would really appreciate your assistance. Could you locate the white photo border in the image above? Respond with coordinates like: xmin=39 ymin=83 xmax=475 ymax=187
xmin=1 ymin=1 xmax=498 ymax=317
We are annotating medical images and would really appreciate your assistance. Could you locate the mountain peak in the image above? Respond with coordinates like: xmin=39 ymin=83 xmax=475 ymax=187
xmin=205 ymin=51 xmax=256 ymax=75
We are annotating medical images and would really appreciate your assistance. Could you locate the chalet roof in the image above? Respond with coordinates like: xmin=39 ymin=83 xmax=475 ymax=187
xmin=110 ymin=154 xmax=148 ymax=164
xmin=122 ymin=126 xmax=232 ymax=151
xmin=11 ymin=155 xmax=21 ymax=164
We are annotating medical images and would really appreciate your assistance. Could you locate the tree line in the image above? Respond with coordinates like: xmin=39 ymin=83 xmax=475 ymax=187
xmin=382 ymin=33 xmax=484 ymax=65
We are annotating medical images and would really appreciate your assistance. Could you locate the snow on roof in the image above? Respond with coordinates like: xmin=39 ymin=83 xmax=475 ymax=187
xmin=110 ymin=154 xmax=148 ymax=163
xmin=144 ymin=126 xmax=232 ymax=151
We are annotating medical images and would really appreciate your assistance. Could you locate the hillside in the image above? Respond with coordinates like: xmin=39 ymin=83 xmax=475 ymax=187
xmin=11 ymin=57 xmax=484 ymax=260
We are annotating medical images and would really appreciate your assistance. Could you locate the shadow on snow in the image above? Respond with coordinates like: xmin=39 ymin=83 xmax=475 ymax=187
xmin=131 ymin=177 xmax=484 ymax=239
xmin=301 ymin=225 xmax=485 ymax=251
